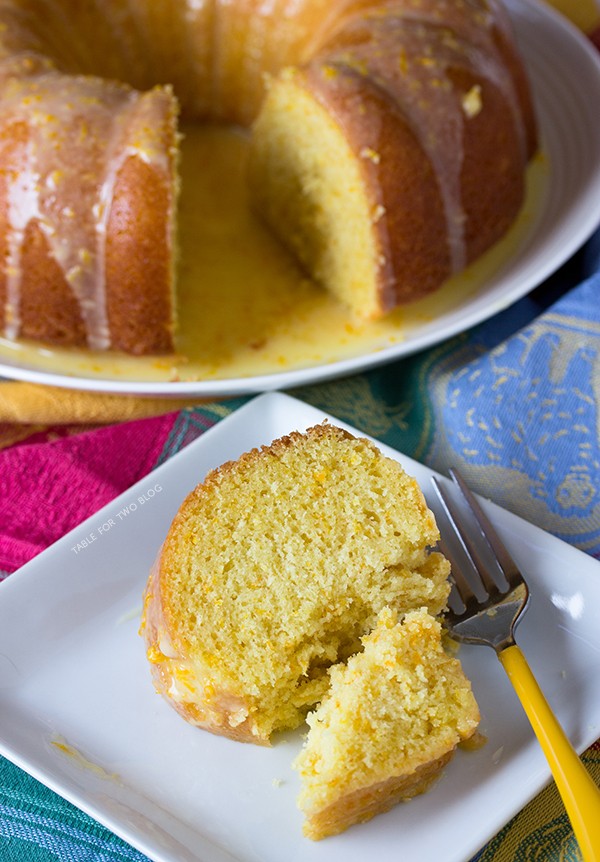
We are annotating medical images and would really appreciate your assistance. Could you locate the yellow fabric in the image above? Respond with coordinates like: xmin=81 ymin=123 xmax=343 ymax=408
xmin=0 ymin=382 xmax=200 ymax=426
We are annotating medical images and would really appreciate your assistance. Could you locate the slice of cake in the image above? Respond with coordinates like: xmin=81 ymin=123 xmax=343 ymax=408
xmin=142 ymin=423 xmax=451 ymax=744
xmin=294 ymin=608 xmax=480 ymax=839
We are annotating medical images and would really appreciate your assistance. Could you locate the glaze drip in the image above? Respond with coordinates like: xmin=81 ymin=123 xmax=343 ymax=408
xmin=0 ymin=55 xmax=171 ymax=349
xmin=317 ymin=7 xmax=520 ymax=276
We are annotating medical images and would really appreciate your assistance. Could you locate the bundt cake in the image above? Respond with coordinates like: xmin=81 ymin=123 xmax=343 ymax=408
xmin=249 ymin=0 xmax=538 ymax=317
xmin=0 ymin=0 xmax=537 ymax=353
xmin=141 ymin=422 xmax=452 ymax=744
xmin=294 ymin=608 xmax=480 ymax=839
xmin=141 ymin=423 xmax=480 ymax=837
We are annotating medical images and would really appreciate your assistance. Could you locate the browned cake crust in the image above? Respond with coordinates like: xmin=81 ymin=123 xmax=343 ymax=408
xmin=106 ymin=155 xmax=176 ymax=355
xmin=252 ymin=0 xmax=538 ymax=314
xmin=0 ymin=90 xmax=177 ymax=354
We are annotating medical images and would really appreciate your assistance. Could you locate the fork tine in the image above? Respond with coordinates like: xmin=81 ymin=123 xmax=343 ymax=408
xmin=432 ymin=476 xmax=503 ymax=602
xmin=448 ymin=468 xmax=522 ymax=592
xmin=436 ymin=536 xmax=481 ymax=620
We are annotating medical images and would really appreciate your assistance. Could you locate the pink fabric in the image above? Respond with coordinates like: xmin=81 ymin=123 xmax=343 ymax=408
xmin=0 ymin=423 xmax=102 ymax=447
xmin=0 ymin=412 xmax=178 ymax=575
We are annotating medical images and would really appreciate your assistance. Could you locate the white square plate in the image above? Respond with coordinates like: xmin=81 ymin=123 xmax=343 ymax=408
xmin=1 ymin=392 xmax=599 ymax=862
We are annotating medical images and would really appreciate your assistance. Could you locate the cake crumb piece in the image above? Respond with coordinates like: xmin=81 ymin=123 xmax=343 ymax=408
xmin=462 ymin=84 xmax=482 ymax=118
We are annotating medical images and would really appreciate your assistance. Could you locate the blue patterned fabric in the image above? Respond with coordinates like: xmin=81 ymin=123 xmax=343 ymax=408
xmin=427 ymin=275 xmax=600 ymax=555
xmin=295 ymin=244 xmax=600 ymax=560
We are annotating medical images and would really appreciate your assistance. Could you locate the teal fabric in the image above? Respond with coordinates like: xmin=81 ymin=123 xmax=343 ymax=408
xmin=0 ymin=759 xmax=148 ymax=861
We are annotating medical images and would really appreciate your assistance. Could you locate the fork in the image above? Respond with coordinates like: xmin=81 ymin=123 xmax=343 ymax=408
xmin=431 ymin=468 xmax=600 ymax=862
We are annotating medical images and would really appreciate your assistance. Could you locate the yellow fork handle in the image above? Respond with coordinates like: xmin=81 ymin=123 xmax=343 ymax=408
xmin=499 ymin=644 xmax=600 ymax=861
